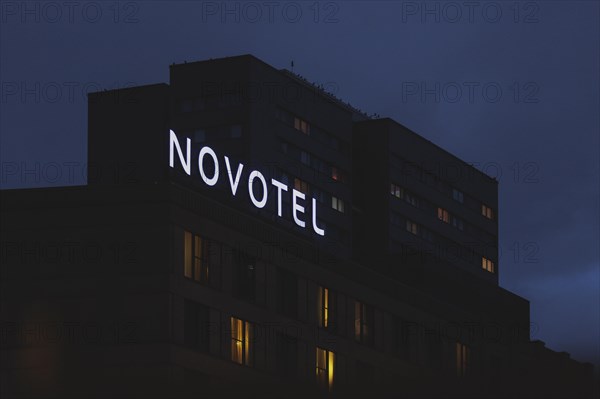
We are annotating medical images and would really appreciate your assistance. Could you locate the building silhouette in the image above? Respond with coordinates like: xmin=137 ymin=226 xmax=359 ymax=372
xmin=0 ymin=55 xmax=594 ymax=398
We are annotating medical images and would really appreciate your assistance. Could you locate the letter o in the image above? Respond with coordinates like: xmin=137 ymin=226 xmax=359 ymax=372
xmin=248 ymin=170 xmax=268 ymax=208
xmin=198 ymin=146 xmax=219 ymax=186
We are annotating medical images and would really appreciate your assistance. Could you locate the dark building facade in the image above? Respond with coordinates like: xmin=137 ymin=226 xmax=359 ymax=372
xmin=0 ymin=55 xmax=594 ymax=398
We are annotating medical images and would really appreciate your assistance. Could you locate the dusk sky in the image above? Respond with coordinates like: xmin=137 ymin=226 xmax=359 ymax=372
xmin=1 ymin=1 xmax=598 ymax=367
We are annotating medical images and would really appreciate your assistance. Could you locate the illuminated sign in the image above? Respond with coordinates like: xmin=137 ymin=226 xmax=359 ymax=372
xmin=169 ymin=130 xmax=325 ymax=236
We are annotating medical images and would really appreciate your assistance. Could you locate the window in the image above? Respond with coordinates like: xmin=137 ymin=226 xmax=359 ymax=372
xmin=390 ymin=183 xmax=403 ymax=199
xmin=331 ymin=196 xmax=345 ymax=213
xmin=452 ymin=188 xmax=464 ymax=203
xmin=193 ymin=129 xmax=206 ymax=143
xmin=317 ymin=286 xmax=336 ymax=330
xmin=280 ymin=141 xmax=288 ymax=154
xmin=482 ymin=256 xmax=495 ymax=273
xmin=180 ymin=99 xmax=193 ymax=113
xmin=233 ymin=253 xmax=256 ymax=301
xmin=276 ymin=268 xmax=298 ymax=318
xmin=456 ymin=342 xmax=470 ymax=377
xmin=452 ymin=216 xmax=464 ymax=231
xmin=294 ymin=117 xmax=310 ymax=134
xmin=404 ymin=192 xmax=419 ymax=207
xmin=437 ymin=207 xmax=449 ymax=223
xmin=406 ymin=220 xmax=419 ymax=235
xmin=421 ymin=227 xmax=434 ymax=242
xmin=184 ymin=300 xmax=209 ymax=353
xmin=481 ymin=204 xmax=494 ymax=219
xmin=276 ymin=333 xmax=298 ymax=378
xmin=426 ymin=332 xmax=443 ymax=369
xmin=331 ymin=166 xmax=343 ymax=182
xmin=231 ymin=317 xmax=253 ymax=366
xmin=230 ymin=124 xmax=242 ymax=138
xmin=354 ymin=301 xmax=374 ymax=345
xmin=294 ymin=178 xmax=310 ymax=195
xmin=316 ymin=347 xmax=335 ymax=391
xmin=184 ymin=231 xmax=212 ymax=285
xmin=395 ymin=319 xmax=416 ymax=361
xmin=312 ymin=187 xmax=326 ymax=204
xmin=300 ymin=151 xmax=311 ymax=165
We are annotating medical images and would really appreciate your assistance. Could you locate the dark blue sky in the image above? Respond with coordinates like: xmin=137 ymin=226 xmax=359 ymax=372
xmin=1 ymin=1 xmax=598 ymax=367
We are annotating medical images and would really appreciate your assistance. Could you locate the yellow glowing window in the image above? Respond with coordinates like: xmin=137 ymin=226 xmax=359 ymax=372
xmin=481 ymin=204 xmax=494 ymax=219
xmin=456 ymin=342 xmax=469 ymax=377
xmin=184 ymin=230 xmax=210 ymax=284
xmin=481 ymin=256 xmax=495 ymax=273
xmin=437 ymin=207 xmax=449 ymax=223
xmin=184 ymin=231 xmax=192 ymax=278
xmin=231 ymin=317 xmax=253 ymax=366
xmin=294 ymin=117 xmax=309 ymax=134
xmin=318 ymin=286 xmax=329 ymax=328
xmin=316 ymin=347 xmax=334 ymax=391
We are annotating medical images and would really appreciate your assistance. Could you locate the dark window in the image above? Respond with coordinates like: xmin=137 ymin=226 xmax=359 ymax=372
xmin=425 ymin=331 xmax=443 ymax=369
xmin=395 ymin=319 xmax=417 ymax=361
xmin=354 ymin=301 xmax=374 ymax=346
xmin=184 ymin=300 xmax=209 ymax=353
xmin=276 ymin=268 xmax=298 ymax=318
xmin=276 ymin=333 xmax=298 ymax=378
xmin=233 ymin=253 xmax=256 ymax=302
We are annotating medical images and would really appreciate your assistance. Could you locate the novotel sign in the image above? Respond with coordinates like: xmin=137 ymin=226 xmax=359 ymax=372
xmin=169 ymin=130 xmax=326 ymax=236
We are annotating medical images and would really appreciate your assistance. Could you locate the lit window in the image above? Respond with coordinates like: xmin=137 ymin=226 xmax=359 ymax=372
xmin=437 ymin=207 xmax=449 ymax=223
xmin=452 ymin=188 xmax=464 ymax=203
xmin=294 ymin=117 xmax=310 ymax=134
xmin=317 ymin=286 xmax=336 ymax=329
xmin=294 ymin=178 xmax=310 ymax=195
xmin=184 ymin=231 xmax=210 ymax=284
xmin=481 ymin=204 xmax=494 ymax=219
xmin=331 ymin=166 xmax=342 ymax=182
xmin=331 ymin=196 xmax=345 ymax=213
xmin=456 ymin=342 xmax=470 ymax=377
xmin=406 ymin=220 xmax=419 ymax=235
xmin=390 ymin=183 xmax=403 ymax=199
xmin=354 ymin=301 xmax=374 ymax=345
xmin=316 ymin=347 xmax=335 ymax=391
xmin=231 ymin=317 xmax=253 ymax=366
xmin=482 ymin=256 xmax=495 ymax=273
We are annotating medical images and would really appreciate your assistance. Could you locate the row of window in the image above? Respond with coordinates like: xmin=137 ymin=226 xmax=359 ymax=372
xmin=281 ymin=140 xmax=346 ymax=183
xmin=391 ymin=156 xmax=496 ymax=221
xmin=390 ymin=215 xmax=496 ymax=274
xmin=390 ymin=183 xmax=495 ymax=241
xmin=178 ymin=124 xmax=243 ymax=143
xmin=279 ymin=172 xmax=346 ymax=215
xmin=276 ymin=107 xmax=345 ymax=154
xmin=179 ymin=92 xmax=244 ymax=113
xmin=183 ymin=231 xmax=475 ymax=388
xmin=185 ymin=300 xmax=471 ymax=392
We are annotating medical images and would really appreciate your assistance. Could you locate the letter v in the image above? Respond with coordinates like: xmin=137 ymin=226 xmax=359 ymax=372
xmin=224 ymin=156 xmax=244 ymax=196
